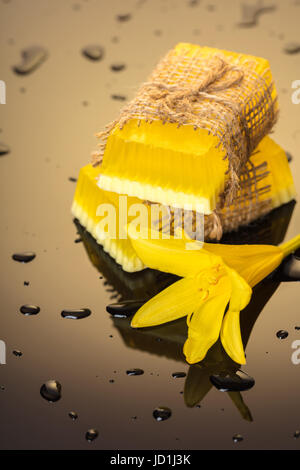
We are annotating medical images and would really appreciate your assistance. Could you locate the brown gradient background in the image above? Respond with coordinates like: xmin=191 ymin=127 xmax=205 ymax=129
xmin=0 ymin=0 xmax=300 ymax=450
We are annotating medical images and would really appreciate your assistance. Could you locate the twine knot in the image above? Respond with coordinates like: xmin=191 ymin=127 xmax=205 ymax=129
xmin=143 ymin=56 xmax=244 ymax=124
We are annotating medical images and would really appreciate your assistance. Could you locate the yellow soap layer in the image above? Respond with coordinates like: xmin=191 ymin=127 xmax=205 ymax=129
xmin=73 ymin=135 xmax=295 ymax=272
xmin=250 ymin=136 xmax=296 ymax=209
xmin=72 ymin=164 xmax=146 ymax=272
xmin=98 ymin=43 xmax=277 ymax=214
xmin=99 ymin=120 xmax=227 ymax=214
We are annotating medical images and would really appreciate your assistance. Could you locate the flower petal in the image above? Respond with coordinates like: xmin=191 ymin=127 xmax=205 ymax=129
xmin=203 ymin=242 xmax=283 ymax=287
xmin=220 ymin=268 xmax=252 ymax=364
xmin=183 ymin=275 xmax=232 ymax=364
xmin=131 ymin=276 xmax=204 ymax=328
xmin=127 ymin=225 xmax=223 ymax=277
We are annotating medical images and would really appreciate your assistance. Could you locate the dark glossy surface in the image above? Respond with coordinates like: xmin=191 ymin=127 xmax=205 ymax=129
xmin=1 ymin=0 xmax=300 ymax=451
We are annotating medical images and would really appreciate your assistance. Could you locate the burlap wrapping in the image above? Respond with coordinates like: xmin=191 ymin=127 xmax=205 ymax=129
xmin=145 ymin=156 xmax=272 ymax=241
xmin=164 ymin=156 xmax=273 ymax=240
xmin=93 ymin=45 xmax=278 ymax=240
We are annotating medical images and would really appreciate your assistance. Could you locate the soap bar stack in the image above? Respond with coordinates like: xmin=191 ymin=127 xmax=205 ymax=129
xmin=72 ymin=43 xmax=296 ymax=272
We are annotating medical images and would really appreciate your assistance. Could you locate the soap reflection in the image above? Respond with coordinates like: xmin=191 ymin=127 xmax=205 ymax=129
xmin=73 ymin=201 xmax=295 ymax=420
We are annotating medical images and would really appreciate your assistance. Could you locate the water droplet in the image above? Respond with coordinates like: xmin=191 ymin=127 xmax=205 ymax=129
xmin=13 ymin=349 xmax=23 ymax=357
xmin=126 ymin=368 xmax=144 ymax=376
xmin=210 ymin=370 xmax=255 ymax=392
xmin=283 ymin=42 xmax=300 ymax=54
xmin=294 ymin=430 xmax=300 ymax=439
xmin=0 ymin=143 xmax=10 ymax=156
xmin=116 ymin=13 xmax=131 ymax=22
xmin=20 ymin=304 xmax=40 ymax=316
xmin=110 ymin=63 xmax=126 ymax=72
xmin=82 ymin=45 xmax=104 ymax=61
xmin=172 ymin=372 xmax=186 ymax=379
xmin=111 ymin=94 xmax=127 ymax=101
xmin=61 ymin=308 xmax=91 ymax=319
xmin=69 ymin=411 xmax=78 ymax=420
xmin=85 ymin=429 xmax=98 ymax=442
xmin=13 ymin=46 xmax=48 ymax=75
xmin=40 ymin=380 xmax=62 ymax=402
xmin=206 ymin=4 xmax=215 ymax=11
xmin=294 ymin=247 xmax=300 ymax=260
xmin=232 ymin=434 xmax=243 ymax=443
xmin=238 ymin=3 xmax=276 ymax=28
xmin=279 ymin=255 xmax=300 ymax=280
xmin=153 ymin=407 xmax=172 ymax=422
xmin=12 ymin=252 xmax=36 ymax=263
xmin=106 ymin=300 xmax=145 ymax=317
xmin=276 ymin=330 xmax=289 ymax=339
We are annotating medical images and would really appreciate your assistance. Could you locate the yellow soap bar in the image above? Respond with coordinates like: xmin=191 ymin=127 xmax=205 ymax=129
xmin=98 ymin=43 xmax=277 ymax=214
xmin=72 ymin=136 xmax=295 ymax=272
xmin=72 ymin=164 xmax=146 ymax=272
xmin=251 ymin=136 xmax=296 ymax=209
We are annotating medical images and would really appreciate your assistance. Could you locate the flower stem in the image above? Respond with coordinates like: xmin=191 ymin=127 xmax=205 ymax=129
xmin=280 ymin=234 xmax=300 ymax=258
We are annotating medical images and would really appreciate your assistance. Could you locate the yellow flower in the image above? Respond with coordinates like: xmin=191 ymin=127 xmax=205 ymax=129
xmin=128 ymin=226 xmax=300 ymax=365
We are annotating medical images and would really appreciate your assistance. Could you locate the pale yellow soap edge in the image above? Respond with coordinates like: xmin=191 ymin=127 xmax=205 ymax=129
xmin=98 ymin=174 xmax=213 ymax=215
xmin=71 ymin=200 xmax=146 ymax=273
xmin=271 ymin=184 xmax=297 ymax=210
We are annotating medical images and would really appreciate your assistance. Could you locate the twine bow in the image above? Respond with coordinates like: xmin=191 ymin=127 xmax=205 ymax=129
xmin=141 ymin=56 xmax=252 ymax=214
xmin=143 ymin=56 xmax=245 ymax=125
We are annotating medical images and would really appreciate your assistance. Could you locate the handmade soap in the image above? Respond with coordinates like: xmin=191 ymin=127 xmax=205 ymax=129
xmin=214 ymin=135 xmax=296 ymax=235
xmin=72 ymin=136 xmax=295 ymax=272
xmin=72 ymin=164 xmax=146 ymax=272
xmin=96 ymin=43 xmax=278 ymax=218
